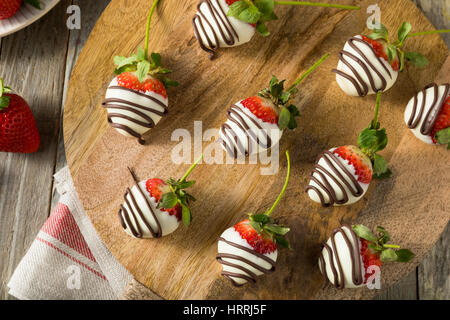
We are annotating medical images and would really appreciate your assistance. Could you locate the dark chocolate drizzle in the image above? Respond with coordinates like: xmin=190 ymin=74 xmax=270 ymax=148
xmin=332 ymin=36 xmax=394 ymax=97
xmin=102 ymin=85 xmax=168 ymax=145
xmin=318 ymin=224 xmax=364 ymax=289
xmin=220 ymin=104 xmax=273 ymax=158
xmin=118 ymin=168 xmax=163 ymax=238
xmin=407 ymin=83 xmax=450 ymax=136
xmin=192 ymin=0 xmax=239 ymax=59
xmin=216 ymin=236 xmax=276 ymax=286
xmin=305 ymin=150 xmax=364 ymax=207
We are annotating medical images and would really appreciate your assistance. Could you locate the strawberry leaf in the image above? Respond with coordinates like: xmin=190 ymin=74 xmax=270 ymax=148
xmin=260 ymin=11 xmax=278 ymax=23
xmin=398 ymin=49 xmax=405 ymax=71
xmin=137 ymin=47 xmax=146 ymax=60
xmin=368 ymin=243 xmax=381 ymax=252
xmin=238 ymin=6 xmax=261 ymax=24
xmin=184 ymin=192 xmax=196 ymax=203
xmin=368 ymin=24 xmax=388 ymax=41
xmin=405 ymin=52 xmax=428 ymax=68
xmin=395 ymin=249 xmax=414 ymax=262
xmin=265 ymin=224 xmax=290 ymax=235
xmin=150 ymin=52 xmax=162 ymax=68
xmin=397 ymin=22 xmax=412 ymax=44
xmin=228 ymin=0 xmax=276 ymax=30
xmin=256 ymin=21 xmax=270 ymax=37
xmin=160 ymin=78 xmax=179 ymax=88
xmin=250 ymin=220 xmax=263 ymax=234
xmin=381 ymin=248 xmax=398 ymax=262
xmin=270 ymin=79 xmax=285 ymax=99
xmin=286 ymin=104 xmax=299 ymax=130
xmin=0 ymin=78 xmax=11 ymax=110
xmin=114 ymin=55 xmax=139 ymax=70
xmin=254 ymin=0 xmax=275 ymax=15
xmin=227 ymin=0 xmax=248 ymax=18
xmin=358 ymin=127 xmax=388 ymax=154
xmin=157 ymin=192 xmax=178 ymax=209
xmin=373 ymin=154 xmax=391 ymax=179
xmin=376 ymin=226 xmax=390 ymax=244
xmin=274 ymin=234 xmax=291 ymax=250
xmin=373 ymin=166 xmax=392 ymax=179
xmin=278 ymin=107 xmax=291 ymax=131
xmin=387 ymin=44 xmax=397 ymax=63
xmin=136 ymin=60 xmax=151 ymax=83
xmin=352 ymin=225 xmax=378 ymax=243
xmin=181 ymin=203 xmax=192 ymax=227
xmin=179 ymin=181 xmax=196 ymax=189
xmin=435 ymin=127 xmax=450 ymax=149
xmin=0 ymin=96 xmax=11 ymax=110
xmin=249 ymin=214 xmax=270 ymax=224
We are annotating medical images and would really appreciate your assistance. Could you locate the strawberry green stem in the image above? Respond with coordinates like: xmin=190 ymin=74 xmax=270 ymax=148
xmin=144 ymin=0 xmax=160 ymax=60
xmin=0 ymin=78 xmax=4 ymax=97
xmin=287 ymin=53 xmax=329 ymax=92
xmin=372 ymin=90 xmax=382 ymax=127
xmin=266 ymin=150 xmax=291 ymax=216
xmin=408 ymin=29 xmax=450 ymax=37
xmin=274 ymin=1 xmax=360 ymax=10
xmin=383 ymin=244 xmax=401 ymax=249
xmin=180 ymin=154 xmax=203 ymax=182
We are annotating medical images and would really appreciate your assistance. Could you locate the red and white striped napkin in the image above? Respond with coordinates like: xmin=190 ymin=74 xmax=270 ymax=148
xmin=7 ymin=167 xmax=132 ymax=300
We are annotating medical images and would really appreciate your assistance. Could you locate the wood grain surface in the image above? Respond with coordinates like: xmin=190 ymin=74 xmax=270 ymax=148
xmin=62 ymin=0 xmax=449 ymax=299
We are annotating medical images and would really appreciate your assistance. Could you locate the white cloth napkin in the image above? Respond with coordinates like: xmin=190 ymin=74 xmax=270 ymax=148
xmin=7 ymin=166 xmax=132 ymax=300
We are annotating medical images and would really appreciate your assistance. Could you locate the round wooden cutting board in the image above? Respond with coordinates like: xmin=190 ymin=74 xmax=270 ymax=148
xmin=63 ymin=0 xmax=449 ymax=299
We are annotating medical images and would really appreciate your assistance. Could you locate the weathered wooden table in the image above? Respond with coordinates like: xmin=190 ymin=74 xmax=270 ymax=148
xmin=0 ymin=0 xmax=448 ymax=300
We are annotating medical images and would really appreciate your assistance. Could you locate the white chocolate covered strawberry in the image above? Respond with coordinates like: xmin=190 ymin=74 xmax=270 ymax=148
xmin=119 ymin=156 xmax=202 ymax=239
xmin=217 ymin=151 xmax=291 ymax=286
xmin=306 ymin=92 xmax=391 ymax=206
xmin=319 ymin=224 xmax=414 ymax=289
xmin=306 ymin=146 xmax=373 ymax=207
xmin=193 ymin=0 xmax=256 ymax=59
xmin=404 ymin=83 xmax=450 ymax=147
xmin=102 ymin=0 xmax=178 ymax=145
xmin=220 ymin=53 xmax=328 ymax=158
xmin=333 ymin=35 xmax=398 ymax=97
xmin=103 ymin=74 xmax=169 ymax=144
xmin=333 ymin=22 xmax=450 ymax=97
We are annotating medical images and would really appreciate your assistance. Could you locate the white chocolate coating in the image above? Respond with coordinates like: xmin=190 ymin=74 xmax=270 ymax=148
xmin=307 ymin=147 xmax=371 ymax=206
xmin=119 ymin=180 xmax=180 ymax=239
xmin=217 ymin=227 xmax=277 ymax=286
xmin=318 ymin=225 xmax=365 ymax=289
xmin=103 ymin=76 xmax=168 ymax=140
xmin=220 ymin=100 xmax=281 ymax=158
xmin=335 ymin=35 xmax=398 ymax=96
xmin=404 ymin=84 xmax=449 ymax=145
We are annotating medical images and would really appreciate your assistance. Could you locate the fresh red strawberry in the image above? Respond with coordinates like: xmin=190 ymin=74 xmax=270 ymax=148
xmin=333 ymin=145 xmax=373 ymax=184
xmin=234 ymin=219 xmax=277 ymax=254
xmin=145 ymin=178 xmax=182 ymax=221
xmin=117 ymin=72 xmax=167 ymax=99
xmin=241 ymin=96 xmax=279 ymax=124
xmin=361 ymin=35 xmax=399 ymax=71
xmin=0 ymin=93 xmax=40 ymax=153
xmin=430 ymin=96 xmax=450 ymax=144
xmin=0 ymin=0 xmax=22 ymax=20
xmin=360 ymin=238 xmax=382 ymax=283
